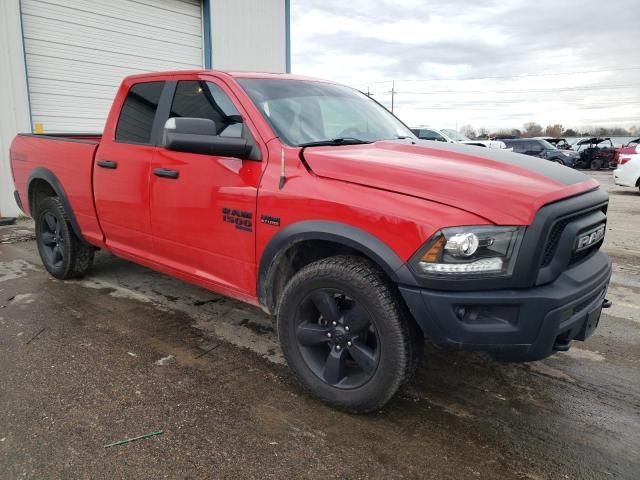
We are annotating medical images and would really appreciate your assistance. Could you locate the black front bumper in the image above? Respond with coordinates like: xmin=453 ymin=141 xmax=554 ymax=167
xmin=400 ymin=251 xmax=612 ymax=362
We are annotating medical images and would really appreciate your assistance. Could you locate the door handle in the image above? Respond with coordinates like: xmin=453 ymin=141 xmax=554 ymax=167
xmin=153 ymin=168 xmax=179 ymax=179
xmin=97 ymin=159 xmax=117 ymax=169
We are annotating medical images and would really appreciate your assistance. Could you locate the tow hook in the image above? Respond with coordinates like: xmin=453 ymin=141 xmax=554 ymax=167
xmin=602 ymin=298 xmax=612 ymax=309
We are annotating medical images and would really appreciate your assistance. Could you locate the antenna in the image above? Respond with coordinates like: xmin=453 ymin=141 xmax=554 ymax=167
xmin=278 ymin=148 xmax=286 ymax=190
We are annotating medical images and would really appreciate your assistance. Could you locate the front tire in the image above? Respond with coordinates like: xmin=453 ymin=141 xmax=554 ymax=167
xmin=35 ymin=196 xmax=94 ymax=279
xmin=277 ymin=256 xmax=420 ymax=413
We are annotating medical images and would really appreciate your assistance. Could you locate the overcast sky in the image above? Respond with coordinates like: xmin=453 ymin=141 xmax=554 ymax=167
xmin=290 ymin=0 xmax=640 ymax=132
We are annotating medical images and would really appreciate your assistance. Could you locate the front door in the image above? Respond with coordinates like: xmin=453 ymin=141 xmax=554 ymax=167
xmin=93 ymin=81 xmax=165 ymax=257
xmin=148 ymin=79 xmax=264 ymax=296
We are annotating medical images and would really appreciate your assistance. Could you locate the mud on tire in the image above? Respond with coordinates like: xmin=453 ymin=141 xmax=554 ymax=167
xmin=277 ymin=255 xmax=422 ymax=413
xmin=35 ymin=196 xmax=94 ymax=280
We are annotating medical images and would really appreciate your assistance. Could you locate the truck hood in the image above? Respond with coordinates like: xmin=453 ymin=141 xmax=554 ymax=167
xmin=302 ymin=141 xmax=598 ymax=225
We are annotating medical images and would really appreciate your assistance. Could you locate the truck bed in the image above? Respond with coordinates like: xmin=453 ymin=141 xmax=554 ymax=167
xmin=10 ymin=133 xmax=105 ymax=247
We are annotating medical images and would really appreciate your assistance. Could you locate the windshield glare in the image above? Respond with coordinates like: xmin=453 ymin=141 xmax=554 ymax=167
xmin=441 ymin=129 xmax=470 ymax=141
xmin=237 ymin=79 xmax=414 ymax=146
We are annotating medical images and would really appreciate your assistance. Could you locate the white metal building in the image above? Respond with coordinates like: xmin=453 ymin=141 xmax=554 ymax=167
xmin=0 ymin=0 xmax=290 ymax=217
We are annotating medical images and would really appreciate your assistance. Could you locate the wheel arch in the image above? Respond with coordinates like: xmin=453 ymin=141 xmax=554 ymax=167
xmin=258 ymin=220 xmax=417 ymax=313
xmin=27 ymin=167 xmax=87 ymax=244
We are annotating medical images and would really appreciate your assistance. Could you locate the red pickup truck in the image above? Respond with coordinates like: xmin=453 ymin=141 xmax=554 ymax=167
xmin=10 ymin=70 xmax=612 ymax=412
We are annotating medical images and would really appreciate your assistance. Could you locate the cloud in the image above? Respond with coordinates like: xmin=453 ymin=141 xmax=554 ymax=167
xmin=291 ymin=0 xmax=640 ymax=130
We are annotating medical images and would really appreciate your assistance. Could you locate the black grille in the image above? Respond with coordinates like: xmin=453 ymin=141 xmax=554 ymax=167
xmin=541 ymin=218 xmax=570 ymax=266
xmin=540 ymin=205 xmax=607 ymax=268
xmin=569 ymin=240 xmax=602 ymax=265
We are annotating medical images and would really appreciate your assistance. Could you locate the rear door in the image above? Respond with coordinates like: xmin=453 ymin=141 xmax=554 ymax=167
xmin=523 ymin=141 xmax=545 ymax=157
xmin=93 ymin=81 xmax=166 ymax=257
xmin=148 ymin=78 xmax=265 ymax=295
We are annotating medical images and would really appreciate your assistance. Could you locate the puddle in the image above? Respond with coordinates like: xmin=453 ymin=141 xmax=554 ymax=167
xmin=0 ymin=260 xmax=39 ymax=283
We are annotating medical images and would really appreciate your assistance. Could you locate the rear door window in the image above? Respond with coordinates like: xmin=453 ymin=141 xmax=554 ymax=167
xmin=115 ymin=82 xmax=165 ymax=144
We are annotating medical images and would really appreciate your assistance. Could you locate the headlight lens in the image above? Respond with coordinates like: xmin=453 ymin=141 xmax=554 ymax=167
xmin=411 ymin=226 xmax=524 ymax=277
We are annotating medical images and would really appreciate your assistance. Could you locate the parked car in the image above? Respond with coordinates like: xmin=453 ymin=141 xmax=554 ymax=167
xmin=573 ymin=137 xmax=616 ymax=170
xmin=10 ymin=70 xmax=612 ymax=413
xmin=613 ymin=145 xmax=640 ymax=192
xmin=613 ymin=137 xmax=640 ymax=166
xmin=411 ymin=127 xmax=508 ymax=149
xmin=500 ymin=138 xmax=577 ymax=167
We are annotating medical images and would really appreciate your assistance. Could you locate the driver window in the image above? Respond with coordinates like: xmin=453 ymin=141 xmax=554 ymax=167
xmin=170 ymin=81 xmax=241 ymax=138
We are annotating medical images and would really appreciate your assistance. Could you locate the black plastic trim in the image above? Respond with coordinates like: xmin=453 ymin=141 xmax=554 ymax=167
xmin=17 ymin=133 xmax=100 ymax=145
xmin=257 ymin=220 xmax=417 ymax=309
xmin=400 ymin=250 xmax=612 ymax=362
xmin=153 ymin=168 xmax=179 ymax=179
xmin=97 ymin=160 xmax=118 ymax=169
xmin=14 ymin=190 xmax=24 ymax=213
xmin=151 ymin=81 xmax=177 ymax=146
xmin=26 ymin=167 xmax=88 ymax=244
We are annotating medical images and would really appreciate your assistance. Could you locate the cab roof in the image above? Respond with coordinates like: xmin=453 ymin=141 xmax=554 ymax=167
xmin=123 ymin=69 xmax=335 ymax=84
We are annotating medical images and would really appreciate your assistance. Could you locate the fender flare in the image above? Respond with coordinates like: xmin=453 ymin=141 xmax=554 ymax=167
xmin=257 ymin=220 xmax=418 ymax=310
xmin=27 ymin=167 xmax=88 ymax=244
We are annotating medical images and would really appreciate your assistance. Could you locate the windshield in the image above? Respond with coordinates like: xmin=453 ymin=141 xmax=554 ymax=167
xmin=538 ymin=139 xmax=557 ymax=150
xmin=237 ymin=79 xmax=414 ymax=146
xmin=441 ymin=129 xmax=470 ymax=141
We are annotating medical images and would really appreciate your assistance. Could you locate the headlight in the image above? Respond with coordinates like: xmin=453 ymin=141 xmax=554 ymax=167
xmin=411 ymin=226 xmax=524 ymax=278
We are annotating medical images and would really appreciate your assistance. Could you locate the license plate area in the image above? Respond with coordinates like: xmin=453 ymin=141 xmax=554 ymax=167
xmin=575 ymin=306 xmax=602 ymax=341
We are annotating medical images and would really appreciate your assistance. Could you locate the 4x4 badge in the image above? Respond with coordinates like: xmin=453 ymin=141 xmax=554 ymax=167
xmin=260 ymin=214 xmax=280 ymax=226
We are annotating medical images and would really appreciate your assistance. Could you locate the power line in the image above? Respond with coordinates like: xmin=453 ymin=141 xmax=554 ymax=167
xmin=404 ymin=99 xmax=640 ymax=106
xmin=351 ymin=66 xmax=640 ymax=86
xmin=374 ymin=84 xmax=638 ymax=95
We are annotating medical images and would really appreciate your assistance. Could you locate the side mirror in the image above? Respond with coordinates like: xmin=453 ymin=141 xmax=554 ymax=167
xmin=163 ymin=117 xmax=251 ymax=159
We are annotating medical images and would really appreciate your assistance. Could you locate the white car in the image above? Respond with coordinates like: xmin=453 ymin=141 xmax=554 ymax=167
xmin=411 ymin=127 xmax=509 ymax=149
xmin=613 ymin=146 xmax=640 ymax=193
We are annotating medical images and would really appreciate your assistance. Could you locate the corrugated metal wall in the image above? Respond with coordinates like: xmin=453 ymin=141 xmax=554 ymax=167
xmin=0 ymin=1 xmax=32 ymax=217
xmin=20 ymin=0 xmax=205 ymax=133
xmin=211 ymin=0 xmax=287 ymax=73
xmin=1 ymin=0 xmax=288 ymax=217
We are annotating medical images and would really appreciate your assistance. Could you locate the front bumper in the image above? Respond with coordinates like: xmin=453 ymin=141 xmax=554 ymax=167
xmin=400 ymin=251 xmax=612 ymax=361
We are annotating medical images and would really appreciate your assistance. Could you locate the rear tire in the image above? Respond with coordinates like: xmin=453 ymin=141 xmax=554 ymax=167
xmin=277 ymin=255 xmax=420 ymax=413
xmin=35 ymin=196 xmax=94 ymax=279
xmin=590 ymin=159 xmax=602 ymax=170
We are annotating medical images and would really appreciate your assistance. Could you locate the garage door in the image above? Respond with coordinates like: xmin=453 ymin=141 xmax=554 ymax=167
xmin=20 ymin=0 xmax=204 ymax=133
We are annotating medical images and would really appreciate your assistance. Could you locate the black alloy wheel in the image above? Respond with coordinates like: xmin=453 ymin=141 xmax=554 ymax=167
xmin=277 ymin=256 xmax=421 ymax=413
xmin=38 ymin=211 xmax=66 ymax=269
xmin=295 ymin=288 xmax=379 ymax=389
xmin=35 ymin=196 xmax=94 ymax=279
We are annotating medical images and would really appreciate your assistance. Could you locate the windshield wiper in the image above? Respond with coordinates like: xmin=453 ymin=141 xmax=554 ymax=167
xmin=297 ymin=137 xmax=373 ymax=147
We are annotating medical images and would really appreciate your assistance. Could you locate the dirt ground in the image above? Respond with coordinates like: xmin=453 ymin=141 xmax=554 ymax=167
xmin=1 ymin=171 xmax=638 ymax=479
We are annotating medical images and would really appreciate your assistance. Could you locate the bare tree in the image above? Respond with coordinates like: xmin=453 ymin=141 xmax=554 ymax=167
xmin=544 ymin=124 xmax=563 ymax=137
xmin=460 ymin=124 xmax=476 ymax=139
xmin=522 ymin=122 xmax=543 ymax=138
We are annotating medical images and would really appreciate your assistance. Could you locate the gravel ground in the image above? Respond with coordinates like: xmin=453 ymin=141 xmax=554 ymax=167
xmin=0 ymin=171 xmax=638 ymax=479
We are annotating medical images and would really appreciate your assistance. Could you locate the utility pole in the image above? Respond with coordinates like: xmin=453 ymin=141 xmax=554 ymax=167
xmin=391 ymin=80 xmax=395 ymax=113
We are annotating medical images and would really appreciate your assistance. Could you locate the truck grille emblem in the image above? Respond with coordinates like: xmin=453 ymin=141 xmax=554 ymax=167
xmin=575 ymin=224 xmax=605 ymax=252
